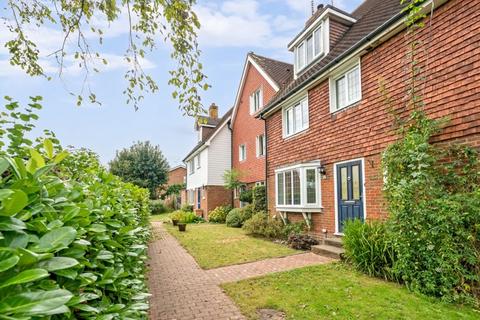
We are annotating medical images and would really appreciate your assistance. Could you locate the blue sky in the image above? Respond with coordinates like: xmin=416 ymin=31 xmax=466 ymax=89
xmin=0 ymin=0 xmax=362 ymax=167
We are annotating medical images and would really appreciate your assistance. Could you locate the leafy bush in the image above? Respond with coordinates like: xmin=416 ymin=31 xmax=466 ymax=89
xmin=170 ymin=210 xmax=203 ymax=224
xmin=239 ymin=204 xmax=255 ymax=223
xmin=208 ymin=206 xmax=231 ymax=223
xmin=383 ymin=111 xmax=480 ymax=303
xmin=343 ymin=220 xmax=396 ymax=280
xmin=0 ymin=97 xmax=151 ymax=319
xmin=282 ymin=221 xmax=307 ymax=239
xmin=239 ymin=189 xmax=253 ymax=203
xmin=150 ymin=199 xmax=168 ymax=214
xmin=226 ymin=209 xmax=243 ymax=228
xmin=243 ymin=212 xmax=284 ymax=239
xmin=287 ymin=233 xmax=319 ymax=250
xmin=252 ymin=185 xmax=267 ymax=212
xmin=181 ymin=204 xmax=194 ymax=212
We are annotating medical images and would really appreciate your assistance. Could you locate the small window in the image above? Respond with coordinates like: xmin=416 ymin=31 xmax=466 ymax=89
xmin=296 ymin=42 xmax=305 ymax=70
xmin=284 ymin=97 xmax=309 ymax=137
xmin=294 ymin=23 xmax=324 ymax=74
xmin=250 ymin=88 xmax=263 ymax=114
xmin=256 ymin=134 xmax=266 ymax=157
xmin=331 ymin=62 xmax=361 ymax=112
xmin=189 ymin=160 xmax=195 ymax=174
xmin=314 ymin=26 xmax=322 ymax=56
xmin=306 ymin=36 xmax=313 ymax=65
xmin=196 ymin=155 xmax=201 ymax=169
xmin=239 ymin=144 xmax=246 ymax=162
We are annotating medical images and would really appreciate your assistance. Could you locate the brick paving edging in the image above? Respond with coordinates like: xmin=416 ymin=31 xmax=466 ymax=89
xmin=147 ymin=222 xmax=332 ymax=319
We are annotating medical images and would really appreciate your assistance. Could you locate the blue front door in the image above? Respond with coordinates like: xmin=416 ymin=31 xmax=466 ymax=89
xmin=197 ymin=188 xmax=201 ymax=209
xmin=337 ymin=160 xmax=364 ymax=233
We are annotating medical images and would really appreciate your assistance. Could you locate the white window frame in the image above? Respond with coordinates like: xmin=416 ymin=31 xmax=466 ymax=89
xmin=239 ymin=144 xmax=246 ymax=162
xmin=189 ymin=159 xmax=195 ymax=174
xmin=249 ymin=88 xmax=263 ymax=115
xmin=275 ymin=162 xmax=322 ymax=212
xmin=295 ymin=23 xmax=326 ymax=74
xmin=188 ymin=190 xmax=195 ymax=205
xmin=283 ymin=96 xmax=309 ymax=138
xmin=255 ymin=181 xmax=265 ymax=187
xmin=196 ymin=155 xmax=201 ymax=169
xmin=256 ymin=134 xmax=266 ymax=158
xmin=329 ymin=59 xmax=362 ymax=113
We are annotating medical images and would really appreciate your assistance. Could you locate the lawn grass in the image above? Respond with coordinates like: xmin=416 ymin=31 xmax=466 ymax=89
xmin=164 ymin=223 xmax=298 ymax=269
xmin=150 ymin=212 xmax=171 ymax=222
xmin=222 ymin=263 xmax=480 ymax=320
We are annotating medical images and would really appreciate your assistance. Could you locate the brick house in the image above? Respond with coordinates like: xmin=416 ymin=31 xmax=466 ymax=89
xmin=258 ymin=0 xmax=480 ymax=237
xmin=183 ymin=104 xmax=233 ymax=219
xmin=230 ymin=52 xmax=293 ymax=207
xmin=164 ymin=165 xmax=187 ymax=210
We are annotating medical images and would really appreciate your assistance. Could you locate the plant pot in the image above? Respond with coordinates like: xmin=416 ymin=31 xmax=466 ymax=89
xmin=172 ymin=219 xmax=179 ymax=226
xmin=178 ymin=223 xmax=186 ymax=232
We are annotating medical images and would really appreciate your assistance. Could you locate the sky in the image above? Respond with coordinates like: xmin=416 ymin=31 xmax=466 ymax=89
xmin=0 ymin=0 xmax=362 ymax=167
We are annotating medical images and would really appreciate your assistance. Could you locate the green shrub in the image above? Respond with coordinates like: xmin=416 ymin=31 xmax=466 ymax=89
xmin=282 ymin=221 xmax=307 ymax=238
xmin=181 ymin=204 xmax=194 ymax=212
xmin=170 ymin=210 xmax=186 ymax=221
xmin=0 ymin=97 xmax=151 ymax=319
xmin=239 ymin=204 xmax=255 ymax=223
xmin=243 ymin=212 xmax=284 ymax=239
xmin=343 ymin=220 xmax=397 ymax=280
xmin=239 ymin=188 xmax=253 ymax=203
xmin=208 ymin=205 xmax=231 ymax=223
xmin=226 ymin=208 xmax=243 ymax=228
xmin=252 ymin=185 xmax=267 ymax=212
xmin=150 ymin=199 xmax=168 ymax=214
xmin=170 ymin=210 xmax=203 ymax=224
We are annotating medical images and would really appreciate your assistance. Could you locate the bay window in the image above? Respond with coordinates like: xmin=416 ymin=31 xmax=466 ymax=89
xmin=284 ymin=97 xmax=309 ymax=137
xmin=330 ymin=61 xmax=361 ymax=112
xmin=275 ymin=163 xmax=321 ymax=211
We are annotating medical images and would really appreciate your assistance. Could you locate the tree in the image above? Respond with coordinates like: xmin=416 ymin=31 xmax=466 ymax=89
xmin=109 ymin=141 xmax=169 ymax=198
xmin=223 ymin=169 xmax=242 ymax=190
xmin=3 ymin=0 xmax=209 ymax=114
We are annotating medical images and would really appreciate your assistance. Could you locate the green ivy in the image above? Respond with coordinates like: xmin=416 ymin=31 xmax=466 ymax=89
xmin=0 ymin=97 xmax=151 ymax=319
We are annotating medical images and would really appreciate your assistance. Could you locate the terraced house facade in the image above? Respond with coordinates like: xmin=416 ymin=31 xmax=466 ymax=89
xmin=259 ymin=0 xmax=480 ymax=237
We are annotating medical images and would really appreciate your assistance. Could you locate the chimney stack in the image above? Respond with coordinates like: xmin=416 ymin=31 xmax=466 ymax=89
xmin=209 ymin=103 xmax=218 ymax=119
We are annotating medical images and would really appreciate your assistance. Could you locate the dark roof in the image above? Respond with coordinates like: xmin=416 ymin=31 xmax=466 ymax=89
xmin=249 ymin=53 xmax=293 ymax=89
xmin=196 ymin=115 xmax=220 ymax=128
xmin=261 ymin=0 xmax=405 ymax=117
xmin=183 ymin=108 xmax=233 ymax=161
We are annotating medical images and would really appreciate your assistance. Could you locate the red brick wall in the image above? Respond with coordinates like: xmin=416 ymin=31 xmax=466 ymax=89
xmin=192 ymin=186 xmax=232 ymax=220
xmin=168 ymin=167 xmax=186 ymax=186
xmin=266 ymin=0 xmax=480 ymax=237
xmin=232 ymin=62 xmax=276 ymax=187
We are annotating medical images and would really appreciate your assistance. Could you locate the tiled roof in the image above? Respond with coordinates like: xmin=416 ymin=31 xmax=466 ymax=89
xmin=183 ymin=108 xmax=233 ymax=162
xmin=260 ymin=0 xmax=405 ymax=116
xmin=249 ymin=53 xmax=293 ymax=89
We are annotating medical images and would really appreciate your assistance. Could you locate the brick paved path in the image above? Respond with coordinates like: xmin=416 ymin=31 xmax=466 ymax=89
xmin=147 ymin=222 xmax=331 ymax=320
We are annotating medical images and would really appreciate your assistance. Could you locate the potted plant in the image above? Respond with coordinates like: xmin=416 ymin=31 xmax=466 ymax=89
xmin=171 ymin=219 xmax=179 ymax=226
xmin=178 ymin=222 xmax=186 ymax=232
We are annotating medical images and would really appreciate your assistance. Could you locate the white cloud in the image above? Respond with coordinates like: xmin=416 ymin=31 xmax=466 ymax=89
xmin=285 ymin=0 xmax=308 ymax=12
xmin=195 ymin=0 xmax=303 ymax=50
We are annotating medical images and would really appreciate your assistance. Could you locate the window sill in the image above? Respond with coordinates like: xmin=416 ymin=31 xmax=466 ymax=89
xmin=330 ymin=100 xmax=361 ymax=116
xmin=283 ymin=128 xmax=309 ymax=141
xmin=275 ymin=206 xmax=323 ymax=213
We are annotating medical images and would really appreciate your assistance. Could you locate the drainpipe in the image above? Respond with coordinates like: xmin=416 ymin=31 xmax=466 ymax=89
xmin=261 ymin=114 xmax=269 ymax=214
xmin=228 ymin=120 xmax=234 ymax=208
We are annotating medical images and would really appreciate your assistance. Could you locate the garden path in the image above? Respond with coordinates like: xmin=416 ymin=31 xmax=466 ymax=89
xmin=147 ymin=222 xmax=331 ymax=320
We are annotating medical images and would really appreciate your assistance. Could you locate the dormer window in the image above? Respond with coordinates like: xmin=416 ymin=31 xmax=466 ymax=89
xmin=294 ymin=24 xmax=325 ymax=74
xmin=250 ymin=88 xmax=263 ymax=114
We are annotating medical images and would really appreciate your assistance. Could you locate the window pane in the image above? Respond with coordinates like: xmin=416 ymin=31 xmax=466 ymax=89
xmin=347 ymin=67 xmax=360 ymax=102
xmin=306 ymin=36 xmax=313 ymax=64
xmin=301 ymin=100 xmax=309 ymax=128
xmin=294 ymin=104 xmax=302 ymax=132
xmin=306 ymin=169 xmax=317 ymax=204
xmin=285 ymin=171 xmax=292 ymax=205
xmin=298 ymin=43 xmax=305 ymax=69
xmin=277 ymin=173 xmax=284 ymax=205
xmin=341 ymin=167 xmax=348 ymax=200
xmin=287 ymin=108 xmax=294 ymax=135
xmin=336 ymin=76 xmax=346 ymax=109
xmin=352 ymin=165 xmax=361 ymax=200
xmin=293 ymin=169 xmax=301 ymax=205
xmin=314 ymin=27 xmax=322 ymax=56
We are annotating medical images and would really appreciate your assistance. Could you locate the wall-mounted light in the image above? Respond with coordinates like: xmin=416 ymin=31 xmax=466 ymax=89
xmin=318 ymin=164 xmax=327 ymax=178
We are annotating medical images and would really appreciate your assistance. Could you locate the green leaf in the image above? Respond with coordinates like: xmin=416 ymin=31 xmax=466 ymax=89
xmin=0 ymin=268 xmax=49 ymax=289
xmin=0 ymin=158 xmax=9 ymax=176
xmin=88 ymin=224 xmax=107 ymax=233
xmin=38 ymin=257 xmax=79 ymax=271
xmin=0 ymin=216 xmax=27 ymax=232
xmin=0 ymin=231 xmax=28 ymax=249
xmin=0 ymin=249 xmax=19 ymax=272
xmin=37 ymin=227 xmax=77 ymax=252
xmin=53 ymin=150 xmax=69 ymax=164
xmin=29 ymin=149 xmax=45 ymax=169
xmin=0 ymin=289 xmax=72 ymax=316
xmin=17 ymin=248 xmax=53 ymax=266
xmin=43 ymin=139 xmax=54 ymax=158
xmin=96 ymin=250 xmax=114 ymax=260
xmin=0 ymin=189 xmax=28 ymax=216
